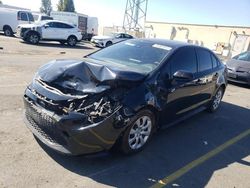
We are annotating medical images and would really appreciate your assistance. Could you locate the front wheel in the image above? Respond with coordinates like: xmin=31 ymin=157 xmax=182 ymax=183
xmin=119 ymin=109 xmax=155 ymax=154
xmin=27 ymin=33 xmax=40 ymax=44
xmin=207 ymin=87 xmax=224 ymax=112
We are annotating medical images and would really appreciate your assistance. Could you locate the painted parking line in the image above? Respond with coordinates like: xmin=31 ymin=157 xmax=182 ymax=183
xmin=151 ymin=128 xmax=250 ymax=188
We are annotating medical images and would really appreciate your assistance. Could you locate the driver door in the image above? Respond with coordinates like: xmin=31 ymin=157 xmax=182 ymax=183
xmin=158 ymin=47 xmax=202 ymax=125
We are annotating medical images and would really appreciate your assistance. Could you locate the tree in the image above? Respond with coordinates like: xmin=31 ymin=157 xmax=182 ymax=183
xmin=0 ymin=1 xmax=3 ymax=4
xmin=40 ymin=0 xmax=52 ymax=16
xmin=57 ymin=0 xmax=64 ymax=11
xmin=63 ymin=0 xmax=75 ymax=12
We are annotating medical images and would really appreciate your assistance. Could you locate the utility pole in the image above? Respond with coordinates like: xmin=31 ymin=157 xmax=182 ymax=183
xmin=123 ymin=0 xmax=148 ymax=33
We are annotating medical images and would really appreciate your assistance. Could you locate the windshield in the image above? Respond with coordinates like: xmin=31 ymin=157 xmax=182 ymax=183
xmin=88 ymin=40 xmax=172 ymax=74
xmin=233 ymin=51 xmax=250 ymax=62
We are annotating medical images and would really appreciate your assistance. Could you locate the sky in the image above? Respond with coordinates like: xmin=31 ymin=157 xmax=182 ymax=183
xmin=2 ymin=0 xmax=250 ymax=27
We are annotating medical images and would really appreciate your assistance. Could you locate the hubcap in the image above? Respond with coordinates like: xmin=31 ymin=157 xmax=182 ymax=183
xmin=69 ymin=37 xmax=76 ymax=46
xmin=213 ymin=89 xmax=222 ymax=110
xmin=5 ymin=29 xmax=11 ymax=36
xmin=30 ymin=35 xmax=38 ymax=43
xmin=128 ymin=116 xmax=152 ymax=150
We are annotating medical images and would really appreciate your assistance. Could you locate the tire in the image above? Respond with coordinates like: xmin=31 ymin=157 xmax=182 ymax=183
xmin=27 ymin=32 xmax=40 ymax=45
xmin=207 ymin=87 xmax=224 ymax=113
xmin=3 ymin=26 xmax=13 ymax=37
xmin=105 ymin=41 xmax=112 ymax=47
xmin=119 ymin=109 xmax=155 ymax=154
xmin=67 ymin=36 xmax=77 ymax=47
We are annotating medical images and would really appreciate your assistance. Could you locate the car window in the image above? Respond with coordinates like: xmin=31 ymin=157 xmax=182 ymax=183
xmin=27 ymin=13 xmax=34 ymax=22
xmin=196 ymin=48 xmax=213 ymax=72
xmin=124 ymin=34 xmax=133 ymax=39
xmin=211 ymin=54 xmax=219 ymax=68
xmin=47 ymin=22 xmax=56 ymax=27
xmin=233 ymin=51 xmax=250 ymax=62
xmin=20 ymin=12 xmax=28 ymax=21
xmin=54 ymin=22 xmax=74 ymax=28
xmin=89 ymin=40 xmax=171 ymax=74
xmin=170 ymin=47 xmax=197 ymax=74
xmin=115 ymin=34 xmax=123 ymax=38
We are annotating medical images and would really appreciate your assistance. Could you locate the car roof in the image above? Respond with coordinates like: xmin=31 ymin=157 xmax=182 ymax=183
xmin=41 ymin=20 xmax=75 ymax=26
xmin=138 ymin=38 xmax=193 ymax=48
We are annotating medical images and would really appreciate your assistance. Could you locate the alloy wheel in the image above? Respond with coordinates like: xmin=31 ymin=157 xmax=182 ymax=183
xmin=29 ymin=34 xmax=39 ymax=44
xmin=128 ymin=116 xmax=152 ymax=150
xmin=213 ymin=89 xmax=222 ymax=110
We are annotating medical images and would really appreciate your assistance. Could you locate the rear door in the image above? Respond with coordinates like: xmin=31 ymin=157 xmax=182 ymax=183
xmin=195 ymin=47 xmax=218 ymax=102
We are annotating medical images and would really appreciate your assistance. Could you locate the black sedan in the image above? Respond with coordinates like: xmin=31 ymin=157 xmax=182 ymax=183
xmin=23 ymin=39 xmax=227 ymax=155
xmin=226 ymin=51 xmax=250 ymax=85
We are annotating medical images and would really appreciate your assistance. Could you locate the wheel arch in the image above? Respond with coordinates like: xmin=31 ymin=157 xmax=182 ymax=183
xmin=67 ymin=35 xmax=77 ymax=40
xmin=25 ymin=30 xmax=41 ymax=39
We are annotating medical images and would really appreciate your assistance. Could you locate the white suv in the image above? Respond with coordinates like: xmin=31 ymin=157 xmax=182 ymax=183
xmin=16 ymin=20 xmax=82 ymax=46
xmin=91 ymin=33 xmax=134 ymax=48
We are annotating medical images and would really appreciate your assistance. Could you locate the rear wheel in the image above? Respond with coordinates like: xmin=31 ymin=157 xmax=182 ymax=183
xmin=3 ymin=26 xmax=13 ymax=37
xmin=67 ymin=36 xmax=77 ymax=46
xmin=119 ymin=109 xmax=155 ymax=154
xmin=207 ymin=87 xmax=224 ymax=112
xmin=27 ymin=32 xmax=40 ymax=44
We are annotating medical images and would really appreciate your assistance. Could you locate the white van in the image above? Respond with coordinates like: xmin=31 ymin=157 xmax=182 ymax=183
xmin=0 ymin=8 xmax=34 ymax=36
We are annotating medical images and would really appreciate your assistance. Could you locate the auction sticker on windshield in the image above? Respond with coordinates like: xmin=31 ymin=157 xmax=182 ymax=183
xmin=152 ymin=44 xmax=172 ymax=51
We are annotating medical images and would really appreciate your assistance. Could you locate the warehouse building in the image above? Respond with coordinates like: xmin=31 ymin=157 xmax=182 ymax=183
xmin=145 ymin=21 xmax=250 ymax=58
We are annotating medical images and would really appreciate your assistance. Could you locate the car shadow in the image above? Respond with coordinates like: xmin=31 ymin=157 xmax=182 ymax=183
xmin=228 ymin=81 xmax=250 ymax=89
xmin=19 ymin=41 xmax=95 ymax=50
xmin=36 ymin=101 xmax=250 ymax=188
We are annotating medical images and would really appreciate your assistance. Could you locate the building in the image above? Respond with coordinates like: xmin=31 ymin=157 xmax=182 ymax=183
xmin=145 ymin=21 xmax=250 ymax=58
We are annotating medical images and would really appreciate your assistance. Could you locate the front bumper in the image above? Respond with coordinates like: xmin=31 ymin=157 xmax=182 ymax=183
xmin=91 ymin=39 xmax=105 ymax=47
xmin=23 ymin=89 xmax=127 ymax=155
xmin=227 ymin=71 xmax=250 ymax=85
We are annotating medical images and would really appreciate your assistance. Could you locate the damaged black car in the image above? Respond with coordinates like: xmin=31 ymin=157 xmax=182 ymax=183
xmin=23 ymin=39 xmax=227 ymax=155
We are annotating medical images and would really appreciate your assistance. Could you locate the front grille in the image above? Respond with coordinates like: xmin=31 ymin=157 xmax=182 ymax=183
xmin=24 ymin=98 xmax=67 ymax=145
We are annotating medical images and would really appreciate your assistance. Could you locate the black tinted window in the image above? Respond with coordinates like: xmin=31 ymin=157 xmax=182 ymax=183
xmin=197 ymin=48 xmax=213 ymax=72
xmin=170 ymin=47 xmax=197 ymax=74
xmin=20 ymin=12 xmax=28 ymax=21
xmin=54 ymin=22 xmax=74 ymax=28
xmin=27 ymin=13 xmax=34 ymax=22
xmin=211 ymin=54 xmax=219 ymax=68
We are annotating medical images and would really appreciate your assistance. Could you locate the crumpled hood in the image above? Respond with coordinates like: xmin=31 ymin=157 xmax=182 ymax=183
xmin=36 ymin=59 xmax=146 ymax=95
xmin=226 ymin=59 xmax=250 ymax=71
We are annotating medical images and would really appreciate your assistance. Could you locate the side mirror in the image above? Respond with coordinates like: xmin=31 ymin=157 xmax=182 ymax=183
xmin=173 ymin=70 xmax=194 ymax=81
xmin=44 ymin=24 xmax=49 ymax=28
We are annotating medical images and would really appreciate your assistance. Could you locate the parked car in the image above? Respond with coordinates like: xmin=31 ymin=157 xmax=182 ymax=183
xmin=16 ymin=20 xmax=82 ymax=46
xmin=23 ymin=39 xmax=227 ymax=155
xmin=32 ymin=13 xmax=53 ymax=22
xmin=91 ymin=32 xmax=134 ymax=47
xmin=0 ymin=7 xmax=34 ymax=36
xmin=226 ymin=51 xmax=250 ymax=85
